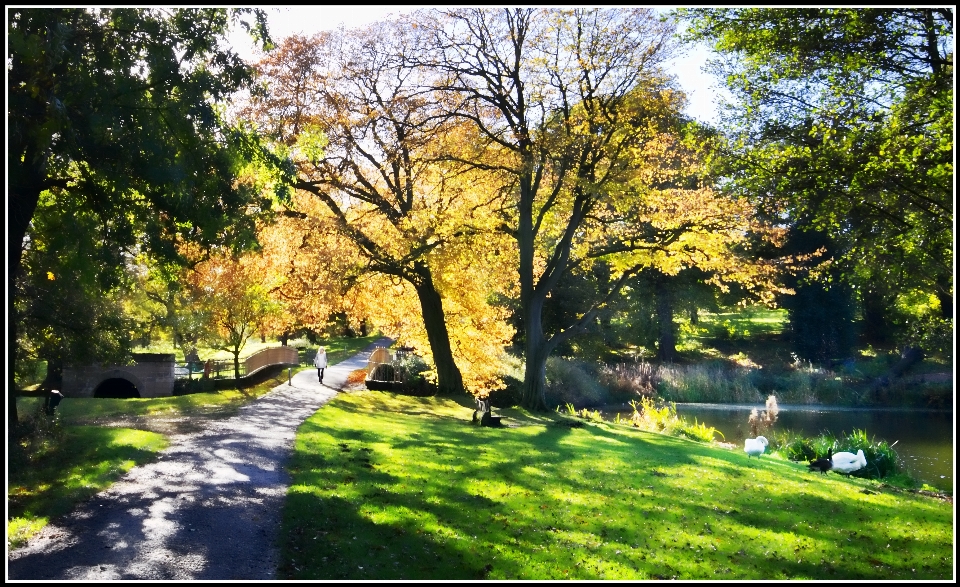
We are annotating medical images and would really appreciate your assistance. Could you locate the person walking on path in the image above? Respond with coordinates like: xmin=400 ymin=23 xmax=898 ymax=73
xmin=314 ymin=346 xmax=328 ymax=383
xmin=8 ymin=337 xmax=392 ymax=581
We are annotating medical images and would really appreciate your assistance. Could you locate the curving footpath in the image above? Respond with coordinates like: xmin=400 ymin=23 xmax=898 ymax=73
xmin=7 ymin=337 xmax=392 ymax=581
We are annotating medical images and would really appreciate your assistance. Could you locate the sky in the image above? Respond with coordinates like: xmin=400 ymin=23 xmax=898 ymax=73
xmin=228 ymin=6 xmax=730 ymax=125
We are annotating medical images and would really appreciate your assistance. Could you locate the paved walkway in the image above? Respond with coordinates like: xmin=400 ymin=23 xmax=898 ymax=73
xmin=7 ymin=338 xmax=393 ymax=581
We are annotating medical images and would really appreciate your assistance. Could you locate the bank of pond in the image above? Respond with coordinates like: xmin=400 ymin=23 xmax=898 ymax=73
xmin=597 ymin=401 xmax=953 ymax=492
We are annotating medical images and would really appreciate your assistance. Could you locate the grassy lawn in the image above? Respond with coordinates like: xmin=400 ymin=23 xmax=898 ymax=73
xmin=279 ymin=390 xmax=954 ymax=580
xmin=8 ymin=330 xmax=952 ymax=578
xmin=8 ymin=424 xmax=168 ymax=549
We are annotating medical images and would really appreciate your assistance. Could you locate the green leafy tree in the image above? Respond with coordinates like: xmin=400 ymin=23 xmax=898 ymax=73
xmin=679 ymin=8 xmax=954 ymax=348
xmin=15 ymin=190 xmax=136 ymax=390
xmin=8 ymin=7 xmax=278 ymax=430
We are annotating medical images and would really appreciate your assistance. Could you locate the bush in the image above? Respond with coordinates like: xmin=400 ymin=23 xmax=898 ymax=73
xmin=772 ymin=428 xmax=905 ymax=483
xmin=487 ymin=374 xmax=522 ymax=408
xmin=11 ymin=401 xmax=65 ymax=475
xmin=675 ymin=417 xmax=725 ymax=443
xmin=543 ymin=357 xmax=608 ymax=409
xmin=627 ymin=397 xmax=678 ymax=435
xmin=393 ymin=353 xmax=430 ymax=387
xmin=368 ymin=363 xmax=396 ymax=382
xmin=173 ymin=378 xmax=216 ymax=395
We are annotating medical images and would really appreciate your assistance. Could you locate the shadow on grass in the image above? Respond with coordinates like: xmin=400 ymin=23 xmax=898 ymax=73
xmin=281 ymin=392 xmax=954 ymax=580
xmin=9 ymin=426 xmax=165 ymax=522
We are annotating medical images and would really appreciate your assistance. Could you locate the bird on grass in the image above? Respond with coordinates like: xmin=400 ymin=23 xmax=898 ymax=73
xmin=808 ymin=448 xmax=833 ymax=475
xmin=831 ymin=449 xmax=867 ymax=474
xmin=744 ymin=436 xmax=768 ymax=459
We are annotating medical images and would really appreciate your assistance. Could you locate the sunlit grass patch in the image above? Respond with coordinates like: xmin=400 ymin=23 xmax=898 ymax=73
xmin=279 ymin=390 xmax=953 ymax=580
xmin=8 ymin=426 xmax=167 ymax=548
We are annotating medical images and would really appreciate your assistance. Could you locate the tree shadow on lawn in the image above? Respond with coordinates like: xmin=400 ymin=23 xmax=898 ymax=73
xmin=288 ymin=401 xmax=953 ymax=580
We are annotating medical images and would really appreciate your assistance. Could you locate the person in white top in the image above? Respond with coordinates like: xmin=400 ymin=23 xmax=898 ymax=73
xmin=313 ymin=346 xmax=328 ymax=383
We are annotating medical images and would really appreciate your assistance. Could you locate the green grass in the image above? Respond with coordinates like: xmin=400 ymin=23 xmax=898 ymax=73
xmin=17 ymin=384 xmax=278 ymax=424
xmin=278 ymin=390 xmax=953 ymax=580
xmin=8 ymin=424 xmax=167 ymax=549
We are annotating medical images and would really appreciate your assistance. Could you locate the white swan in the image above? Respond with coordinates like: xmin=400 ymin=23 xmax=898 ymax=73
xmin=831 ymin=449 xmax=867 ymax=474
xmin=744 ymin=436 xmax=768 ymax=459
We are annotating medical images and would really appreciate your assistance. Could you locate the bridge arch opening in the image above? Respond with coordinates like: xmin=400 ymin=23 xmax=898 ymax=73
xmin=93 ymin=378 xmax=141 ymax=399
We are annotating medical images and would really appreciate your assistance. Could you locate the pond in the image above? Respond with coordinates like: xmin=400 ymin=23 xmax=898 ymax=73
xmin=606 ymin=402 xmax=954 ymax=491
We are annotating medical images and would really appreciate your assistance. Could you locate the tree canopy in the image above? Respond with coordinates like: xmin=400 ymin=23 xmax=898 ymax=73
xmin=8 ymin=7 xmax=278 ymax=429
xmin=679 ymin=8 xmax=954 ymax=346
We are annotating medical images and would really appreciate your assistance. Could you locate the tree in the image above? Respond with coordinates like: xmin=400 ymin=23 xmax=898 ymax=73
xmin=8 ymin=8 xmax=277 ymax=430
xmin=679 ymin=8 xmax=954 ymax=347
xmin=185 ymin=253 xmax=281 ymax=380
xmin=252 ymin=191 xmax=369 ymax=343
xmin=14 ymin=189 xmax=136 ymax=390
xmin=415 ymin=7 xmax=797 ymax=410
xmin=245 ymin=24 xmax=514 ymax=395
xmin=413 ymin=7 xmax=688 ymax=410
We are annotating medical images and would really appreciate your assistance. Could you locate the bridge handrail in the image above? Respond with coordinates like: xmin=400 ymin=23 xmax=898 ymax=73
xmin=175 ymin=346 xmax=299 ymax=380
xmin=244 ymin=346 xmax=299 ymax=377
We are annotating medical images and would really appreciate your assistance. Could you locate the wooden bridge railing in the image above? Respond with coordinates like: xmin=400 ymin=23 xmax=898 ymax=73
xmin=176 ymin=346 xmax=299 ymax=380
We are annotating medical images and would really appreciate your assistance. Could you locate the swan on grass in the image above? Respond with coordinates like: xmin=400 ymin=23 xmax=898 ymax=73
xmin=831 ymin=449 xmax=867 ymax=474
xmin=744 ymin=436 xmax=768 ymax=459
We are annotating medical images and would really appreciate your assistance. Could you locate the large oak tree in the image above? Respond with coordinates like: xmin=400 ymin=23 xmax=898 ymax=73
xmin=245 ymin=24 xmax=514 ymax=395
xmin=412 ymin=8 xmax=695 ymax=410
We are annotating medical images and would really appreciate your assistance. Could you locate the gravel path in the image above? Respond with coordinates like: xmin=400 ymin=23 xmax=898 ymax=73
xmin=7 ymin=338 xmax=392 ymax=581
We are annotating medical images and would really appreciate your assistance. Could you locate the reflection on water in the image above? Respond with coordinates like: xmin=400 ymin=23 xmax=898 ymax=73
xmin=610 ymin=403 xmax=954 ymax=491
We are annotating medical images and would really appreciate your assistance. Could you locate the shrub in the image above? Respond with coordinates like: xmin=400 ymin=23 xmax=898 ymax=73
xmin=487 ymin=374 xmax=522 ymax=408
xmin=368 ymin=363 xmax=396 ymax=382
xmin=773 ymin=428 xmax=904 ymax=483
xmin=544 ymin=357 xmax=608 ymax=409
xmin=675 ymin=417 xmax=725 ymax=443
xmin=628 ymin=397 xmax=678 ymax=435
xmin=841 ymin=428 xmax=901 ymax=481
xmin=393 ymin=353 xmax=429 ymax=387
xmin=173 ymin=378 xmax=215 ymax=395
xmin=11 ymin=401 xmax=65 ymax=475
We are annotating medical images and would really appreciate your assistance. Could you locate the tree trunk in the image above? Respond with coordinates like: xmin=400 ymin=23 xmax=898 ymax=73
xmin=860 ymin=286 xmax=892 ymax=345
xmin=935 ymin=272 xmax=953 ymax=320
xmin=411 ymin=264 xmax=465 ymax=395
xmin=8 ymin=162 xmax=45 ymax=435
xmin=655 ymin=272 xmax=676 ymax=363
xmin=233 ymin=352 xmax=241 ymax=381
xmin=520 ymin=295 xmax=550 ymax=411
